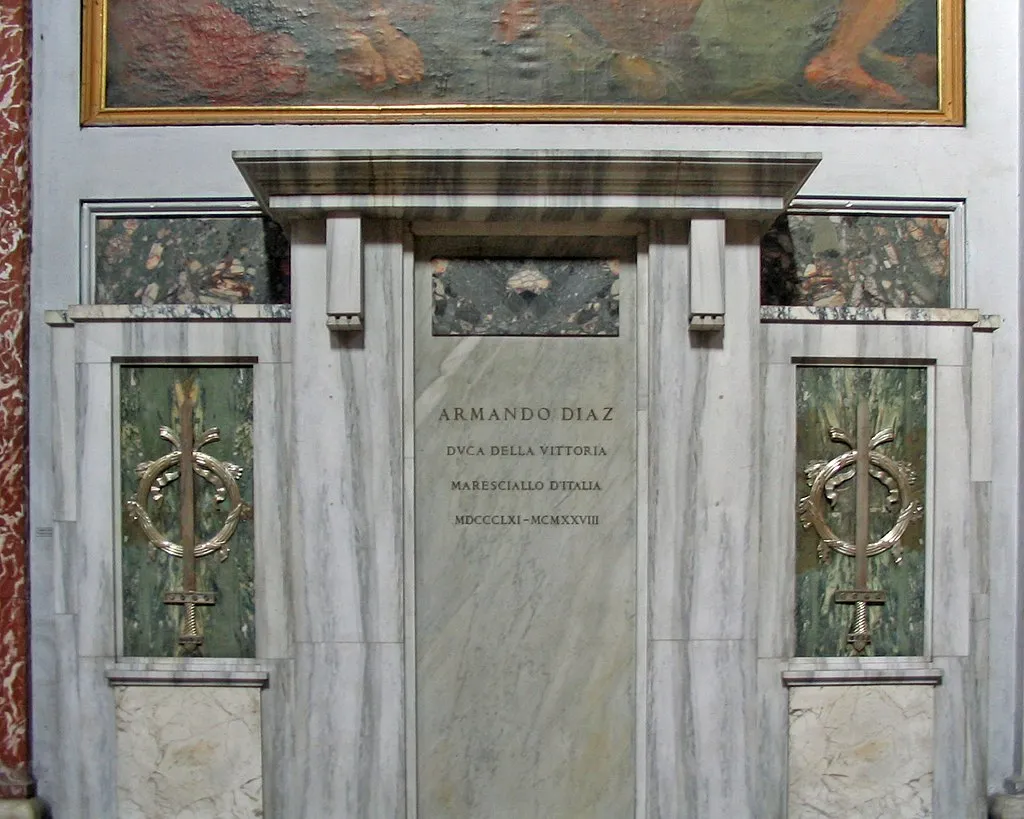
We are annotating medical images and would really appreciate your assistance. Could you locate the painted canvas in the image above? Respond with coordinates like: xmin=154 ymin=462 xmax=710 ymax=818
xmin=83 ymin=0 xmax=963 ymax=123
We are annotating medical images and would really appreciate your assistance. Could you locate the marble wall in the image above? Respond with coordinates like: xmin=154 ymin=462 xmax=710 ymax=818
xmin=33 ymin=151 xmax=996 ymax=818
xmin=114 ymin=686 xmax=263 ymax=818
xmin=788 ymin=685 xmax=933 ymax=818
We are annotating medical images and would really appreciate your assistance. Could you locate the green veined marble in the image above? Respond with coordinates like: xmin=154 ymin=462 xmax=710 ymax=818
xmin=119 ymin=365 xmax=256 ymax=658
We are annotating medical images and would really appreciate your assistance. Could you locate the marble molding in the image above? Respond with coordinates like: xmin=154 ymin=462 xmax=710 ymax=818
xmin=234 ymin=150 xmax=821 ymax=221
xmin=0 ymin=0 xmax=31 ymax=798
xmin=114 ymin=686 xmax=263 ymax=818
xmin=788 ymin=685 xmax=933 ymax=818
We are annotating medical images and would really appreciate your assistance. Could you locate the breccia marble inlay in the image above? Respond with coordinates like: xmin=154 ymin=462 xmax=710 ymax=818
xmin=788 ymin=685 xmax=933 ymax=818
xmin=114 ymin=685 xmax=263 ymax=819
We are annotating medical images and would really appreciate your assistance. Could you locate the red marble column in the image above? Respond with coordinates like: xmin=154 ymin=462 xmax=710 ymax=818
xmin=0 ymin=0 xmax=31 ymax=800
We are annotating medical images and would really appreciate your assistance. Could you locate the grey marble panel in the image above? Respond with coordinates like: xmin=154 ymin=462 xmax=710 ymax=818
xmin=75 ymin=321 xmax=291 ymax=365
xmin=647 ymin=639 xmax=756 ymax=818
xmin=51 ymin=326 xmax=76 ymax=522
xmin=76 ymin=363 xmax=116 ymax=658
xmin=931 ymin=364 xmax=971 ymax=658
xmin=74 ymin=656 xmax=119 ymax=817
xmin=289 ymin=643 xmax=404 ymax=819
xmin=52 ymin=520 xmax=75 ymax=617
xmin=931 ymin=656 xmax=988 ymax=817
xmin=650 ymin=223 xmax=762 ymax=641
xmin=414 ymin=238 xmax=637 ymax=819
xmin=49 ymin=616 xmax=82 ymax=815
xmin=970 ymin=330 xmax=993 ymax=481
xmin=759 ymin=362 xmax=797 ymax=660
xmin=288 ymin=220 xmax=403 ymax=643
xmin=253 ymin=362 xmax=291 ymax=659
xmin=28 ymin=615 xmax=57 ymax=806
xmin=756 ymin=658 xmax=789 ymax=819
xmin=259 ymin=659 xmax=296 ymax=819
xmin=763 ymin=323 xmax=971 ymax=368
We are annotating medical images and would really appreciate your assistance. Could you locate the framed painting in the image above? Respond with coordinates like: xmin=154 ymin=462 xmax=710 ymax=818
xmin=81 ymin=0 xmax=964 ymax=124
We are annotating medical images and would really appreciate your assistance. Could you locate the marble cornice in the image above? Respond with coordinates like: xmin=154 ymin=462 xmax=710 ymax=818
xmin=233 ymin=149 xmax=821 ymax=221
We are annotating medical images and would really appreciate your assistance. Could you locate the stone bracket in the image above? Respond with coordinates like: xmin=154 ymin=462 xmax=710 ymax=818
xmin=688 ymin=217 xmax=726 ymax=331
xmin=326 ymin=213 xmax=363 ymax=331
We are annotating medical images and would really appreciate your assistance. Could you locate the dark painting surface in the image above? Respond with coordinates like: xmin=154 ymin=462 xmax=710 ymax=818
xmin=99 ymin=0 xmax=946 ymax=113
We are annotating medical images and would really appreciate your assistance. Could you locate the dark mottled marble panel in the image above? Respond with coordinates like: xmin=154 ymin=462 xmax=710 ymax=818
xmin=431 ymin=257 xmax=620 ymax=336
xmin=120 ymin=366 xmax=255 ymax=658
xmin=95 ymin=215 xmax=290 ymax=304
xmin=762 ymin=214 xmax=950 ymax=308
xmin=795 ymin=367 xmax=926 ymax=657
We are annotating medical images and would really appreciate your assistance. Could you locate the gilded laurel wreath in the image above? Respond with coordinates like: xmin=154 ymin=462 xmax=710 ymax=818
xmin=126 ymin=424 xmax=252 ymax=560
xmin=798 ymin=424 xmax=923 ymax=564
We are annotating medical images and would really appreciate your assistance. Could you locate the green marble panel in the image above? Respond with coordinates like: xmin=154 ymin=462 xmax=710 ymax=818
xmin=95 ymin=215 xmax=290 ymax=304
xmin=762 ymin=213 xmax=950 ymax=308
xmin=795 ymin=366 xmax=926 ymax=657
xmin=431 ymin=257 xmax=620 ymax=336
xmin=120 ymin=366 xmax=255 ymax=658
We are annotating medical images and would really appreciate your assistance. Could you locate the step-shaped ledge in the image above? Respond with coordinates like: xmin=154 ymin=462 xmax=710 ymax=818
xmin=106 ymin=659 xmax=270 ymax=688
xmin=45 ymin=304 xmax=291 ymax=325
xmin=783 ymin=658 xmax=943 ymax=686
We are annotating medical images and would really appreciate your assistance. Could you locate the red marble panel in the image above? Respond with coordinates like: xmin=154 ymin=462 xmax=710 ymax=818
xmin=0 ymin=0 xmax=31 ymax=799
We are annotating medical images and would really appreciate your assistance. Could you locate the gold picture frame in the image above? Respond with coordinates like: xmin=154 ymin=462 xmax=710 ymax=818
xmin=82 ymin=0 xmax=964 ymax=125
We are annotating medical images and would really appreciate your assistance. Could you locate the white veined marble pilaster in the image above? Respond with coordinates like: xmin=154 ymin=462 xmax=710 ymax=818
xmin=288 ymin=219 xmax=403 ymax=644
xmin=931 ymin=655 xmax=988 ymax=817
xmin=648 ymin=639 xmax=757 ymax=818
xmin=649 ymin=220 xmax=761 ymax=642
xmin=648 ymin=219 xmax=762 ymax=817
xmin=289 ymin=643 xmax=404 ymax=818
xmin=76 ymin=362 xmax=116 ymax=658
xmin=253 ymin=360 xmax=292 ymax=660
xmin=931 ymin=362 xmax=971 ymax=658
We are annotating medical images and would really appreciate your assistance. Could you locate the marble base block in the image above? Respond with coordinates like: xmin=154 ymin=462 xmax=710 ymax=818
xmin=114 ymin=686 xmax=263 ymax=819
xmin=991 ymin=794 xmax=1024 ymax=819
xmin=0 ymin=801 xmax=44 ymax=819
xmin=788 ymin=685 xmax=933 ymax=818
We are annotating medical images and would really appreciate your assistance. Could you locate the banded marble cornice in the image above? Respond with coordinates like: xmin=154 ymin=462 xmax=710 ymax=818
xmin=233 ymin=150 xmax=820 ymax=221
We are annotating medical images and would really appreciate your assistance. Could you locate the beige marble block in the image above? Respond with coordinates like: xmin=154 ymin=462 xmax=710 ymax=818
xmin=788 ymin=685 xmax=933 ymax=819
xmin=114 ymin=686 xmax=263 ymax=819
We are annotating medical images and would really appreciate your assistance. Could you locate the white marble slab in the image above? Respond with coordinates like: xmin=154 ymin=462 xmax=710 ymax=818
xmin=114 ymin=686 xmax=263 ymax=819
xmin=788 ymin=685 xmax=933 ymax=818
xmin=413 ymin=240 xmax=637 ymax=818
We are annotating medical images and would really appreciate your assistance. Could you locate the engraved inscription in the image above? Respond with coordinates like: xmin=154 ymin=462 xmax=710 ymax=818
xmin=415 ymin=246 xmax=637 ymax=818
